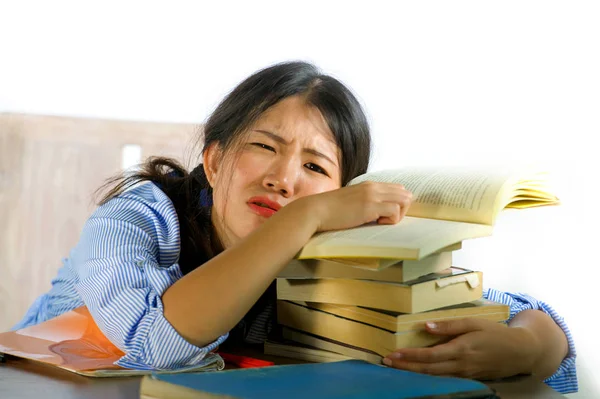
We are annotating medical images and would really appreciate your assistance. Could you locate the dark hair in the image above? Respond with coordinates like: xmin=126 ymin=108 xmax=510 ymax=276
xmin=97 ymin=61 xmax=371 ymax=275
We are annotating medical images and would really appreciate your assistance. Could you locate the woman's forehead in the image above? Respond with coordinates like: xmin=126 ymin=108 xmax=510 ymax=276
xmin=253 ymin=97 xmax=338 ymax=150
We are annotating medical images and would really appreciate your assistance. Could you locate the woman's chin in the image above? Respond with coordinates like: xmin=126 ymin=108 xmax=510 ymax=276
xmin=232 ymin=218 xmax=266 ymax=240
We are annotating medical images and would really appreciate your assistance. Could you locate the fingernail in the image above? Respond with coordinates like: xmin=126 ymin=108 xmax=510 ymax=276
xmin=387 ymin=352 xmax=403 ymax=360
xmin=383 ymin=358 xmax=392 ymax=366
xmin=426 ymin=322 xmax=437 ymax=330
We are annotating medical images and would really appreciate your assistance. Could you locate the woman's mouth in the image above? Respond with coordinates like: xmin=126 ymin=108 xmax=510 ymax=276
xmin=247 ymin=197 xmax=282 ymax=218
xmin=248 ymin=203 xmax=276 ymax=218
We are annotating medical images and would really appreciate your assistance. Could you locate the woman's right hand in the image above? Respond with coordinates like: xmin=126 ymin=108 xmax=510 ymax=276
xmin=294 ymin=181 xmax=413 ymax=233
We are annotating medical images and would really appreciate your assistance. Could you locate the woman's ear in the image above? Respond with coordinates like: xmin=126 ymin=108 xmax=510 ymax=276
xmin=202 ymin=142 xmax=221 ymax=187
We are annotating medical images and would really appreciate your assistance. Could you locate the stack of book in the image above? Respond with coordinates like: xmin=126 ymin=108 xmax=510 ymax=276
xmin=265 ymin=166 xmax=560 ymax=363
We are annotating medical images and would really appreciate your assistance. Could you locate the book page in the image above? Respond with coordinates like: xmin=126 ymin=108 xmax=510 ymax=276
xmin=349 ymin=168 xmax=516 ymax=225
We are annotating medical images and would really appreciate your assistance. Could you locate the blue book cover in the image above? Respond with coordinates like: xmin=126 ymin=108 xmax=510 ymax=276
xmin=141 ymin=359 xmax=498 ymax=399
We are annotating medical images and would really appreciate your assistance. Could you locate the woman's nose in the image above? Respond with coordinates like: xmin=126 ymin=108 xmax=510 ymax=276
xmin=263 ymin=161 xmax=297 ymax=197
xmin=263 ymin=175 xmax=294 ymax=197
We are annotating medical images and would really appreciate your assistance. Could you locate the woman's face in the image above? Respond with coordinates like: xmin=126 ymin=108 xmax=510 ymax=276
xmin=204 ymin=96 xmax=342 ymax=248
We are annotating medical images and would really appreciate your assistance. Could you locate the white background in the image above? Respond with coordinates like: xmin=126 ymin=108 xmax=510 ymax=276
xmin=1 ymin=1 xmax=598 ymax=397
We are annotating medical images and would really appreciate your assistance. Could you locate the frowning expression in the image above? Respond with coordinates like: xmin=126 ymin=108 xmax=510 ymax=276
xmin=204 ymin=95 xmax=342 ymax=248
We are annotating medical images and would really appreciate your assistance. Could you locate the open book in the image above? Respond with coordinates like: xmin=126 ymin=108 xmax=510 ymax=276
xmin=0 ymin=307 xmax=224 ymax=377
xmin=296 ymin=167 xmax=559 ymax=261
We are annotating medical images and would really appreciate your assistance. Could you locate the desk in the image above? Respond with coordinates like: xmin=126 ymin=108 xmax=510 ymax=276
xmin=0 ymin=356 xmax=566 ymax=399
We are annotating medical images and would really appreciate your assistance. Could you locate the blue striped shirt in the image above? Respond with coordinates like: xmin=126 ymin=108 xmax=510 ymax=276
xmin=12 ymin=182 xmax=577 ymax=393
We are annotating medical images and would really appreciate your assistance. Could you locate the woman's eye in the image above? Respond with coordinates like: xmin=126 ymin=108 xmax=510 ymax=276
xmin=251 ymin=143 xmax=275 ymax=152
xmin=305 ymin=163 xmax=328 ymax=176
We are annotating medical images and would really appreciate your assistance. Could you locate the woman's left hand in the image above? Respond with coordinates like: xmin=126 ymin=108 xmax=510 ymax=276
xmin=383 ymin=318 xmax=540 ymax=380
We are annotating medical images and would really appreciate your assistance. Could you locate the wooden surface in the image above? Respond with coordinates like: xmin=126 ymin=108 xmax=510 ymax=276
xmin=0 ymin=354 xmax=567 ymax=399
xmin=0 ymin=113 xmax=197 ymax=331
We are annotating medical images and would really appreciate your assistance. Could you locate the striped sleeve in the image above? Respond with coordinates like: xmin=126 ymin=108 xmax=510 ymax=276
xmin=483 ymin=288 xmax=578 ymax=394
xmin=71 ymin=185 xmax=227 ymax=370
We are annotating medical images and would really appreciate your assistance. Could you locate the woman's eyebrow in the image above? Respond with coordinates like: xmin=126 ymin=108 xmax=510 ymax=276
xmin=253 ymin=129 xmax=337 ymax=166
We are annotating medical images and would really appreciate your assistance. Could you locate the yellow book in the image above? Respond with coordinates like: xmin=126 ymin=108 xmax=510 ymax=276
xmin=296 ymin=167 xmax=559 ymax=261
xmin=263 ymin=339 xmax=357 ymax=363
xmin=276 ymin=301 xmax=444 ymax=357
xmin=278 ymin=251 xmax=452 ymax=283
xmin=315 ymin=243 xmax=462 ymax=271
xmin=280 ymin=327 xmax=383 ymax=364
xmin=276 ymin=299 xmax=509 ymax=361
xmin=294 ymin=299 xmax=510 ymax=333
xmin=277 ymin=267 xmax=483 ymax=314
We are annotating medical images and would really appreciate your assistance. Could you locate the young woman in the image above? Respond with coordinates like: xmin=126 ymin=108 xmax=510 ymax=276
xmin=14 ymin=62 xmax=577 ymax=393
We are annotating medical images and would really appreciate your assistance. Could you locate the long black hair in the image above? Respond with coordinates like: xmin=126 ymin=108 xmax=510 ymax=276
xmin=97 ymin=61 xmax=371 ymax=275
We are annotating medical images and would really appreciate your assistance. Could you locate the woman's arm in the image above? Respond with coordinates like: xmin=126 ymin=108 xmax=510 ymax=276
xmin=508 ymin=309 xmax=568 ymax=379
xmin=162 ymin=200 xmax=318 ymax=347
xmin=162 ymin=181 xmax=411 ymax=347
xmin=383 ymin=289 xmax=578 ymax=394
xmin=484 ymin=289 xmax=578 ymax=393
